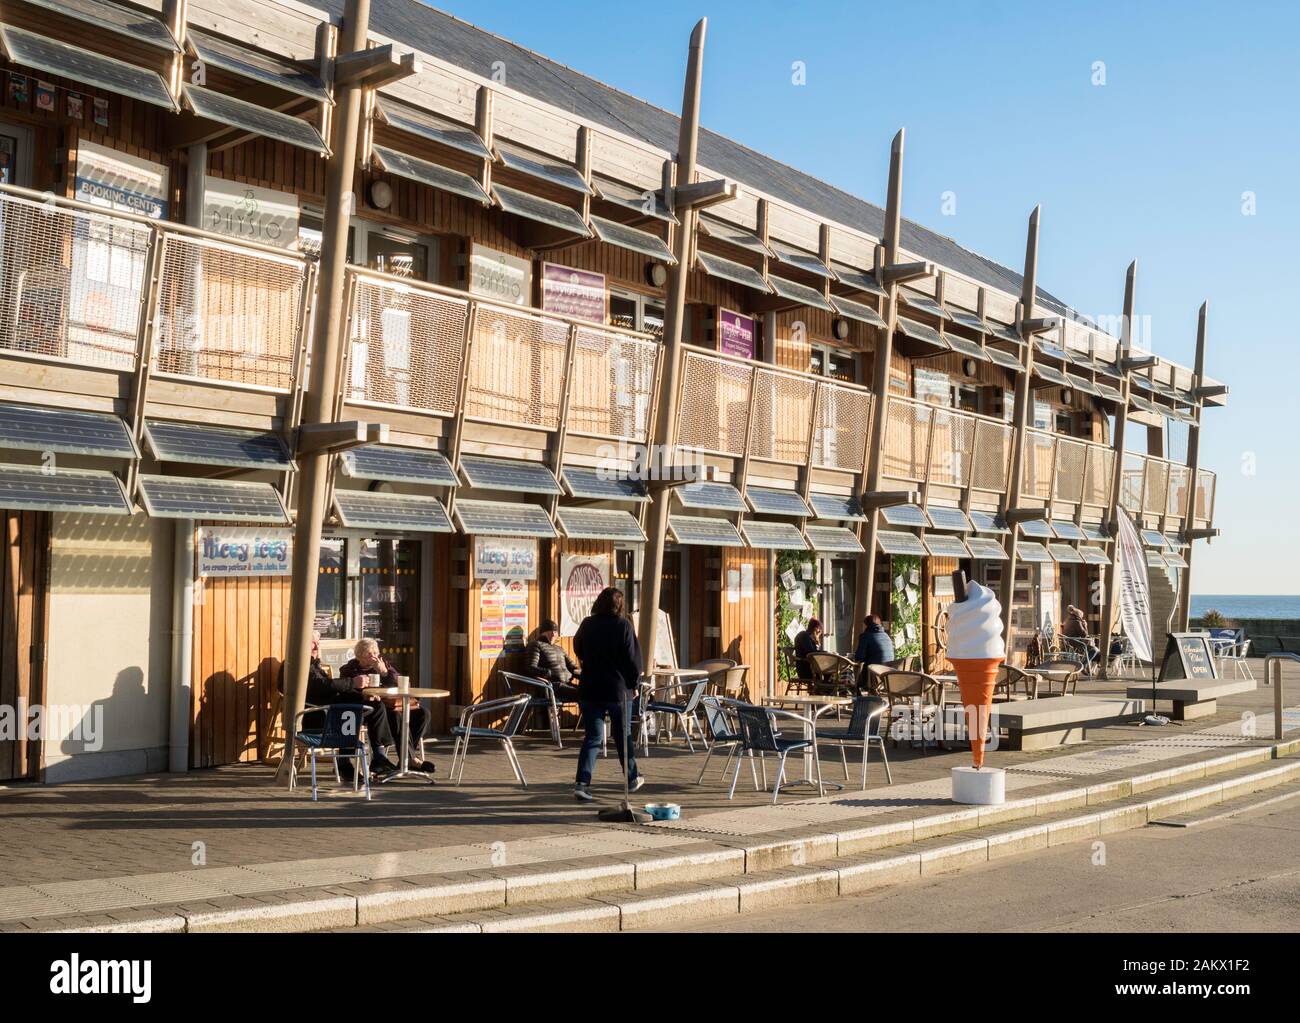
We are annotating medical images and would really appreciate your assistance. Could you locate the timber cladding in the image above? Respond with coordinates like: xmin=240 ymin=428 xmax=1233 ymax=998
xmin=0 ymin=511 xmax=49 ymax=781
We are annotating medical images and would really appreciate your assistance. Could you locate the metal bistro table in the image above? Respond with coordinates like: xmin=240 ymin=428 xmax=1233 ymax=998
xmin=762 ymin=692 xmax=852 ymax=792
xmin=362 ymin=685 xmax=451 ymax=783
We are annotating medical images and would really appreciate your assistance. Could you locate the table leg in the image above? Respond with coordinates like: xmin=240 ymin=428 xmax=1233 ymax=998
xmin=381 ymin=698 xmax=432 ymax=783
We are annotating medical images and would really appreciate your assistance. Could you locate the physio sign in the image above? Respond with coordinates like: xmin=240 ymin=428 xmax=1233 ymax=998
xmin=198 ymin=528 xmax=293 ymax=576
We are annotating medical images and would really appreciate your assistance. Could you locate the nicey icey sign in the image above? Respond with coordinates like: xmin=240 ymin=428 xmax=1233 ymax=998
xmin=198 ymin=528 xmax=293 ymax=577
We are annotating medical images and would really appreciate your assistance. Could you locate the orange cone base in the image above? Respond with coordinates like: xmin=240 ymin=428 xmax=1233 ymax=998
xmin=948 ymin=657 xmax=1001 ymax=769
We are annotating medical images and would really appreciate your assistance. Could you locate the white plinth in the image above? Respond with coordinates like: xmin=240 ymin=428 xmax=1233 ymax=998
xmin=951 ymin=766 xmax=1005 ymax=805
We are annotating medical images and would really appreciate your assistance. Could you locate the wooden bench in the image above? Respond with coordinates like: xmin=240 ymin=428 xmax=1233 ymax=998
xmin=1125 ymin=679 xmax=1256 ymax=720
xmin=985 ymin=695 xmax=1148 ymax=751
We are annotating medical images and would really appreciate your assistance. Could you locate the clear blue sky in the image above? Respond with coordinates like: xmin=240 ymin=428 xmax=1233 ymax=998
xmin=433 ymin=0 xmax=1297 ymax=595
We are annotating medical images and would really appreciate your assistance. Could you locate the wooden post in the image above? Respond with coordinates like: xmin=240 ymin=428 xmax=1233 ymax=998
xmin=277 ymin=0 xmax=373 ymax=785
xmin=854 ymin=129 xmax=906 ymax=629
xmin=997 ymin=207 xmax=1043 ymax=654
xmin=637 ymin=19 xmax=708 ymax=671
xmin=1175 ymin=302 xmax=1208 ymax=631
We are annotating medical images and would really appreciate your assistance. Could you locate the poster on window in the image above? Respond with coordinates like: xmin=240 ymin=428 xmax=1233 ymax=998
xmin=479 ymin=580 xmax=506 ymax=658
xmin=541 ymin=263 xmax=605 ymax=323
xmin=503 ymin=579 xmax=528 ymax=652
xmin=559 ymin=553 xmax=609 ymax=637
xmin=718 ymin=308 xmax=755 ymax=359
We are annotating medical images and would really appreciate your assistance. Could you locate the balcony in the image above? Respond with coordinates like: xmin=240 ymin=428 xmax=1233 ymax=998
xmin=1021 ymin=428 xmax=1114 ymax=513
xmin=1120 ymin=451 xmax=1216 ymax=529
xmin=882 ymin=397 xmax=1015 ymax=494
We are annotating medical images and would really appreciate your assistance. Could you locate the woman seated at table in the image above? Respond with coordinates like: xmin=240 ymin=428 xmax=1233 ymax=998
xmin=340 ymin=638 xmax=434 ymax=774
xmin=793 ymin=619 xmax=824 ymax=683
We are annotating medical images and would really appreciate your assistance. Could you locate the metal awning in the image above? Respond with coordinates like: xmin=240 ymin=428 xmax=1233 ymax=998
xmin=459 ymin=455 xmax=561 ymax=495
xmin=375 ymin=98 xmax=491 ymax=160
xmin=969 ymin=510 xmax=1010 ymax=534
xmin=926 ymin=506 xmax=974 ymax=532
xmin=1162 ymin=550 xmax=1189 ymax=569
xmin=1017 ymin=541 xmax=1052 ymax=563
xmin=947 ymin=309 xmax=990 ymax=336
xmin=829 ymin=294 xmax=886 ymax=330
xmin=944 ymin=333 xmax=992 ymax=363
xmin=832 ymin=266 xmax=886 ymax=298
xmin=1017 ymin=518 xmax=1055 ymax=538
xmin=696 ymin=215 xmax=769 ymax=255
xmin=491 ymin=184 xmax=590 ymax=237
xmin=0 ymin=402 xmax=136 ymax=458
xmin=768 ymin=274 xmax=833 ymax=312
xmin=340 ymin=445 xmax=458 ymax=487
xmin=561 ymin=465 xmax=648 ymax=502
xmin=924 ymin=534 xmax=970 ymax=559
xmin=137 ymin=475 xmax=289 ymax=522
xmin=333 ymin=490 xmax=454 ymax=533
xmin=876 ymin=530 xmax=925 ymax=556
xmin=985 ymin=345 xmax=1024 ymax=372
xmin=0 ymin=25 xmax=176 ymax=109
xmin=1093 ymin=380 xmax=1124 ymax=403
xmin=1163 ymin=532 xmax=1188 ymax=548
xmin=1066 ymin=374 xmax=1101 ymax=397
xmin=900 ymin=293 xmax=950 ymax=321
xmin=1080 ymin=522 xmax=1110 ymax=542
xmin=1047 ymin=543 xmax=1084 ymax=564
xmin=1145 ymin=549 xmax=1169 ymax=569
xmin=1166 ymin=406 xmax=1197 ymax=425
xmin=1078 ymin=545 xmax=1111 ymax=565
xmin=806 ymin=525 xmax=865 ymax=554
xmin=1141 ymin=529 xmax=1169 ymax=548
xmin=0 ymin=462 xmax=131 ymax=514
xmin=144 ymin=420 xmax=295 ymax=472
xmin=882 ymin=504 xmax=931 ymax=528
xmin=809 ymin=493 xmax=866 ymax=521
xmin=373 ymin=145 xmax=490 ymax=205
xmin=1129 ymin=393 xmax=1159 ymax=415
xmin=771 ymin=246 xmax=834 ymax=280
xmin=593 ymin=177 xmax=675 ymax=223
xmin=495 ymin=142 xmax=591 ymax=195
xmin=965 ymin=536 xmax=1009 ymax=561
xmin=1032 ymin=364 xmax=1072 ymax=388
xmin=183 ymin=84 xmax=327 ymax=153
xmin=27 ymin=0 xmax=178 ymax=50
xmin=556 ymin=507 xmax=646 ymax=542
xmin=985 ymin=320 xmax=1022 ymax=346
xmin=745 ymin=487 xmax=812 ymax=517
xmin=453 ymin=498 xmax=557 ymax=538
xmin=668 ymin=515 xmax=744 ymax=547
xmin=695 ymin=251 xmax=771 ymax=294
xmin=1049 ymin=519 xmax=1087 ymax=541
xmin=589 ymin=215 xmax=675 ymax=263
xmin=741 ymin=521 xmax=808 ymax=550
xmin=187 ymin=28 xmax=327 ymax=102
xmin=895 ymin=316 xmax=949 ymax=352
xmin=676 ymin=481 xmax=746 ymax=512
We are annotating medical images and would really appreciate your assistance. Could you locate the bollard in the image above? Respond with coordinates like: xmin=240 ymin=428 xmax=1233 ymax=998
xmin=1264 ymin=653 xmax=1299 ymax=741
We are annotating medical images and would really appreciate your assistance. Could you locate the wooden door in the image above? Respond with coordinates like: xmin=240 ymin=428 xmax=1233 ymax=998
xmin=1 ymin=511 xmax=49 ymax=781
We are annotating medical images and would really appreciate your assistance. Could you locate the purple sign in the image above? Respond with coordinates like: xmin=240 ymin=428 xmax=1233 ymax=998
xmin=542 ymin=263 xmax=606 ymax=323
xmin=719 ymin=308 xmax=755 ymax=359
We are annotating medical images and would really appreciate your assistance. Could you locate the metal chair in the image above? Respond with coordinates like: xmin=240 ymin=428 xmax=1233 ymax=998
xmin=695 ymin=695 xmax=750 ymax=785
xmin=815 ymin=694 xmax=891 ymax=790
xmin=449 ymin=693 xmax=532 ymax=788
xmin=642 ymin=676 xmax=710 ymax=752
xmin=879 ymin=670 xmax=945 ymax=752
xmin=1108 ymin=634 xmax=1139 ymax=676
xmin=994 ymin=664 xmax=1039 ymax=701
xmin=291 ymin=703 xmax=371 ymax=801
xmin=500 ymin=670 xmax=566 ymax=749
xmin=1059 ymin=634 xmax=1099 ymax=675
xmin=731 ymin=703 xmax=821 ymax=804
xmin=1221 ymin=639 xmax=1255 ymax=681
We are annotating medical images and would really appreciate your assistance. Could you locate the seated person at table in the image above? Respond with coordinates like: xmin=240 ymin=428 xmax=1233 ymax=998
xmin=1062 ymin=605 xmax=1099 ymax=669
xmin=278 ymin=632 xmax=397 ymax=780
xmin=525 ymin=619 xmax=582 ymax=701
xmin=854 ymin=614 xmax=895 ymax=667
xmin=340 ymin=638 xmax=434 ymax=774
xmin=793 ymin=619 xmax=824 ymax=682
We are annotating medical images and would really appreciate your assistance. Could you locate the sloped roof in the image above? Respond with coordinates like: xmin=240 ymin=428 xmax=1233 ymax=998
xmin=340 ymin=0 xmax=1074 ymax=316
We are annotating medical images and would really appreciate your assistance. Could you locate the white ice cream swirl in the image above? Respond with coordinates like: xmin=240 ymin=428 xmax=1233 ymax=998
xmin=946 ymin=581 xmax=1006 ymax=660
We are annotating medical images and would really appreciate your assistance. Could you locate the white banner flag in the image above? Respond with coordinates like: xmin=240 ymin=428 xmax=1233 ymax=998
xmin=1115 ymin=508 xmax=1153 ymax=663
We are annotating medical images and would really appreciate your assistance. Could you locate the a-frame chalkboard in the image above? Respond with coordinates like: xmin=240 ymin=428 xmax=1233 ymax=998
xmin=1157 ymin=632 xmax=1219 ymax=682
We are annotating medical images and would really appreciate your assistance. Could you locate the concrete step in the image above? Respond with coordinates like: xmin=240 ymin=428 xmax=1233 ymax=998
xmin=1149 ymin=781 xmax=1300 ymax=828
xmin=336 ymin=755 xmax=1300 ymax=933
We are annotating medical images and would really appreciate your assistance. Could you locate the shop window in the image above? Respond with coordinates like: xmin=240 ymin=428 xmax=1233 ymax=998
xmin=915 ymin=367 xmax=953 ymax=406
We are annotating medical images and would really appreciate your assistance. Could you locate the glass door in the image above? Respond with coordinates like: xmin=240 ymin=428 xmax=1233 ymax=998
xmin=314 ymin=536 xmax=421 ymax=678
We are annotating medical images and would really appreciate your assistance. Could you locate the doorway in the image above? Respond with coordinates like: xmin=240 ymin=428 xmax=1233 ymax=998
xmin=315 ymin=536 xmax=422 ymax=678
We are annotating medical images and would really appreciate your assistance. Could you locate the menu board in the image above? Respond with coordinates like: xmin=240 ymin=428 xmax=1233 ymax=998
xmin=1157 ymin=632 xmax=1219 ymax=682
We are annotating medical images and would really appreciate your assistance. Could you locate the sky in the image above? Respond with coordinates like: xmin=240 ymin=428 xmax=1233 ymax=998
xmin=432 ymin=0 xmax=1298 ymax=595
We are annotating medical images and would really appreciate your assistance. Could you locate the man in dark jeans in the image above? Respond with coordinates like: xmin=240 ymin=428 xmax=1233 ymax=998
xmin=339 ymin=638 xmax=434 ymax=774
xmin=571 ymin=587 xmax=643 ymax=802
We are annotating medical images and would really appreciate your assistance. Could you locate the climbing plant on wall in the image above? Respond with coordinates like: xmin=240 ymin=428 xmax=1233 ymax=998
xmin=775 ymin=548 xmax=818 ymax=683
xmin=889 ymin=554 xmax=923 ymax=662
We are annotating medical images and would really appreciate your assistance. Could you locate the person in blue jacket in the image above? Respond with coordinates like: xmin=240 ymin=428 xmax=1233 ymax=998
xmin=854 ymin=614 xmax=895 ymax=670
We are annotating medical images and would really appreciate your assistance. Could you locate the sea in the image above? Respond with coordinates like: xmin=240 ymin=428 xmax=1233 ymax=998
xmin=1190 ymin=595 xmax=1300 ymax=620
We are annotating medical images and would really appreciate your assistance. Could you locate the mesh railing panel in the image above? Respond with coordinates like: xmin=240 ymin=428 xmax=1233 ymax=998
xmin=882 ymin=398 xmax=927 ymax=482
xmin=1120 ymin=452 xmax=1145 ymax=514
xmin=927 ymin=408 xmax=976 ymax=487
xmin=1195 ymin=469 xmax=1216 ymax=521
xmin=749 ymin=368 xmax=816 ymax=464
xmin=1021 ymin=430 xmax=1056 ymax=501
xmin=0 ymin=193 xmax=150 ymax=370
xmin=1053 ymin=438 xmax=1087 ymax=505
xmin=1143 ymin=457 xmax=1169 ymax=516
xmin=813 ymin=381 xmax=871 ymax=471
xmin=1165 ymin=464 xmax=1190 ymax=519
xmin=677 ymin=351 xmax=752 ymax=456
xmin=466 ymin=304 xmax=568 ymax=430
xmin=971 ymin=419 xmax=1012 ymax=492
xmin=567 ymin=326 xmax=657 ymax=443
xmin=1081 ymin=446 xmax=1113 ymax=507
xmin=345 ymin=275 xmax=467 ymax=415
xmin=153 ymin=233 xmax=307 ymax=390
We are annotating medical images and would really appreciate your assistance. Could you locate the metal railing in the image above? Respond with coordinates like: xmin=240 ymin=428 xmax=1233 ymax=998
xmin=883 ymin=397 xmax=1014 ymax=494
xmin=1023 ymin=427 xmax=1114 ymax=511
xmin=1118 ymin=450 xmax=1214 ymax=527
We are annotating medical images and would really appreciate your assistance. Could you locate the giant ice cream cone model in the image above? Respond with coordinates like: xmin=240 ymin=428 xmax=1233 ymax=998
xmin=945 ymin=579 xmax=1006 ymax=769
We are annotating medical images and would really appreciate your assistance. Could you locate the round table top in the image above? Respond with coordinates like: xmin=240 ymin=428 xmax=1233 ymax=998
xmin=361 ymin=686 xmax=451 ymax=699
xmin=763 ymin=693 xmax=852 ymax=707
xmin=649 ymin=667 xmax=710 ymax=678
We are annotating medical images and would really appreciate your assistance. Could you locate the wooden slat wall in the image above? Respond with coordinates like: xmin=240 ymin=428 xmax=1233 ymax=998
xmin=0 ymin=511 xmax=49 ymax=781
xmin=462 ymin=536 xmax=542 ymax=707
xmin=717 ymin=546 xmax=772 ymax=697
xmin=923 ymin=555 xmax=959 ymax=674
